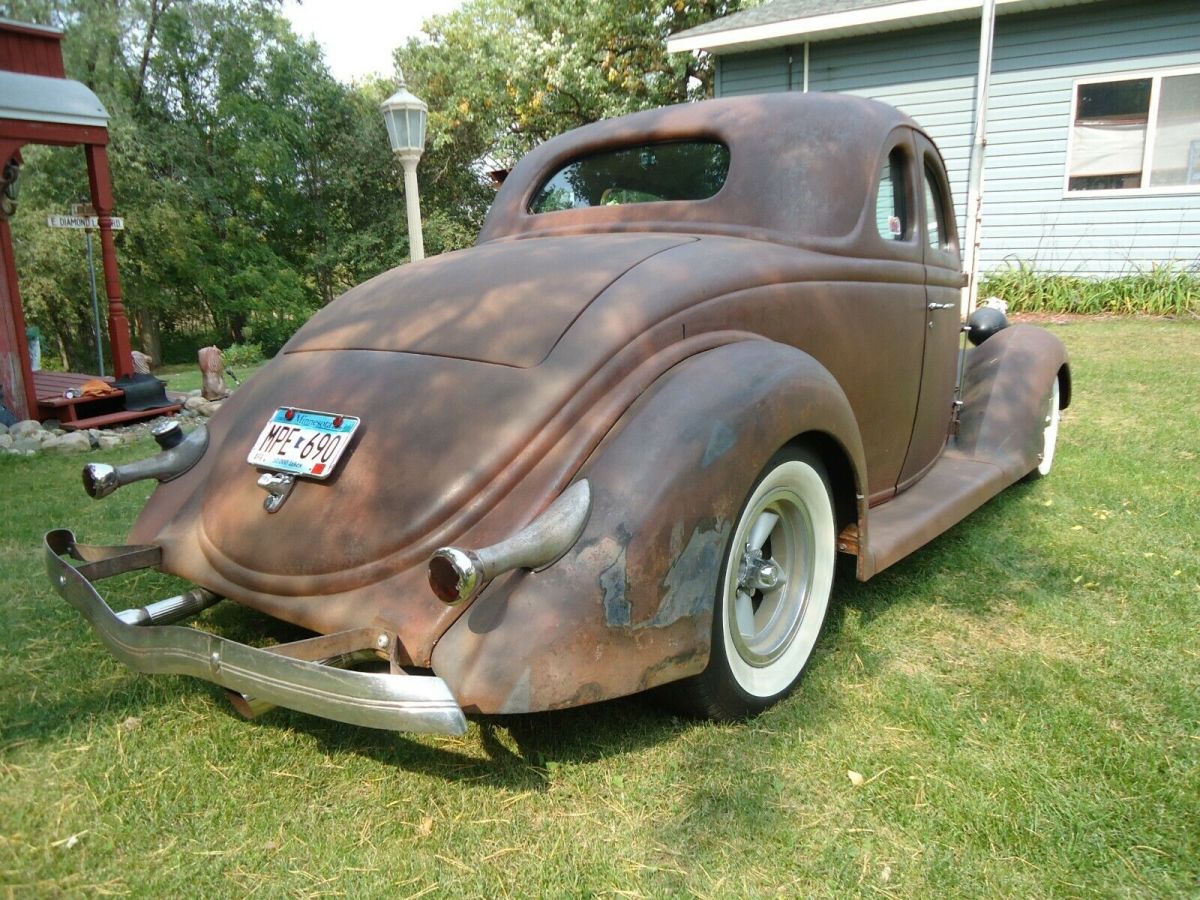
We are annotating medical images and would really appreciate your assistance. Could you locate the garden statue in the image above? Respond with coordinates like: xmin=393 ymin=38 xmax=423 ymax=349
xmin=198 ymin=346 xmax=231 ymax=400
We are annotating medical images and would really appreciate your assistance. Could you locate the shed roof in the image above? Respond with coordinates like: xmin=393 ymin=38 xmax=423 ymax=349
xmin=0 ymin=70 xmax=109 ymax=128
xmin=668 ymin=0 xmax=1103 ymax=54
xmin=0 ymin=16 xmax=62 ymax=36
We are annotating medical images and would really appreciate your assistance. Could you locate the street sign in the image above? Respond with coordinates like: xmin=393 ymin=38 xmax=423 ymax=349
xmin=47 ymin=215 xmax=125 ymax=230
xmin=45 ymin=212 xmax=127 ymax=377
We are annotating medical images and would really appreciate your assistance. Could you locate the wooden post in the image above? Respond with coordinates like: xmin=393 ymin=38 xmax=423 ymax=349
xmin=85 ymin=144 xmax=134 ymax=378
xmin=0 ymin=215 xmax=36 ymax=420
xmin=0 ymin=140 xmax=35 ymax=419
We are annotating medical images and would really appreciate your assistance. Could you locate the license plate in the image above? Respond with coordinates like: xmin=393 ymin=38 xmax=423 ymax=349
xmin=247 ymin=408 xmax=360 ymax=479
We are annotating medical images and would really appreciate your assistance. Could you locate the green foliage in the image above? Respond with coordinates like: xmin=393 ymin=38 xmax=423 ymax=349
xmin=981 ymin=260 xmax=1200 ymax=316
xmin=220 ymin=342 xmax=264 ymax=368
xmin=1 ymin=321 xmax=1198 ymax=894
xmin=396 ymin=0 xmax=751 ymax=237
xmin=7 ymin=0 xmax=410 ymax=369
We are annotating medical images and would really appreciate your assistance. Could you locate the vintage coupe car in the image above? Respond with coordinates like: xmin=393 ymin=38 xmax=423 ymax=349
xmin=46 ymin=93 xmax=1069 ymax=735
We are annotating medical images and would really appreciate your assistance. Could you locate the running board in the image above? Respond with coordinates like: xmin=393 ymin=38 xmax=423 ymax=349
xmin=850 ymin=324 xmax=1068 ymax=580
xmin=858 ymin=452 xmax=1014 ymax=578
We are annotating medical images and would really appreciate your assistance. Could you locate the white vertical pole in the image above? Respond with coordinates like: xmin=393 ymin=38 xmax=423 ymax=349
xmin=962 ymin=0 xmax=996 ymax=317
xmin=399 ymin=154 xmax=425 ymax=262
xmin=803 ymin=41 xmax=810 ymax=93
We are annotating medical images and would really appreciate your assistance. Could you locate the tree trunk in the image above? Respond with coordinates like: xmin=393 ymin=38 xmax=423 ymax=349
xmin=135 ymin=307 xmax=162 ymax=365
xmin=228 ymin=311 xmax=247 ymax=345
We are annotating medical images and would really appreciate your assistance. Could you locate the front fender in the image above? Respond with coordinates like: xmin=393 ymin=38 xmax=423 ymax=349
xmin=956 ymin=324 xmax=1070 ymax=479
xmin=432 ymin=341 xmax=867 ymax=714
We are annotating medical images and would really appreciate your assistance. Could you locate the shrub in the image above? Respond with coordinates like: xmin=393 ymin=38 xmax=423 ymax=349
xmin=980 ymin=261 xmax=1199 ymax=316
xmin=222 ymin=342 xmax=265 ymax=368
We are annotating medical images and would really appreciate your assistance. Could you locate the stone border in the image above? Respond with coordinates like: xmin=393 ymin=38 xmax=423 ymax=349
xmin=1 ymin=390 xmax=223 ymax=458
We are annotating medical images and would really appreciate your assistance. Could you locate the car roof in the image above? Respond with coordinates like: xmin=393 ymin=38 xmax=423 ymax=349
xmin=478 ymin=92 xmax=924 ymax=251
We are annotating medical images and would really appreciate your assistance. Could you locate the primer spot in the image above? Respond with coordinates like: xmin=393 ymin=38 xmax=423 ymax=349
xmin=599 ymin=526 xmax=632 ymax=627
xmin=702 ymin=421 xmax=737 ymax=468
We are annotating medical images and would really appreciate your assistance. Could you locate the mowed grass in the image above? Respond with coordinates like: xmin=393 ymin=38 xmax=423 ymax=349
xmin=155 ymin=360 xmax=268 ymax=395
xmin=2 ymin=319 xmax=1196 ymax=897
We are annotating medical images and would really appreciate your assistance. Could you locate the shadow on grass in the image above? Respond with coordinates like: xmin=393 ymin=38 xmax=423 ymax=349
xmin=242 ymin=692 xmax=684 ymax=791
xmin=7 ymin=477 xmax=1057 ymax=787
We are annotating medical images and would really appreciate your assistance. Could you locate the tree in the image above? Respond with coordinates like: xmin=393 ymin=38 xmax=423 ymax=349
xmin=395 ymin=0 xmax=750 ymax=240
xmin=9 ymin=0 xmax=412 ymax=364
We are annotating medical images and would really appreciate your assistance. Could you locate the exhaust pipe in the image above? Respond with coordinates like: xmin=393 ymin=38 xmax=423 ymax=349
xmin=83 ymin=424 xmax=209 ymax=499
xmin=428 ymin=479 xmax=592 ymax=606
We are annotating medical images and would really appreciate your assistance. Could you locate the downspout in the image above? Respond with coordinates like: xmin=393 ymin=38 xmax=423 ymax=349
xmin=803 ymin=41 xmax=810 ymax=92
xmin=961 ymin=0 xmax=996 ymax=318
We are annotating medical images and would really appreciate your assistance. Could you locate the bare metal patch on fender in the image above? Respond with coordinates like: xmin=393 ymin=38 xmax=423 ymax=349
xmin=647 ymin=519 xmax=729 ymax=629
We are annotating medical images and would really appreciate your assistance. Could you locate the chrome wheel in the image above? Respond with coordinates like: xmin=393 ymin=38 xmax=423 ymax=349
xmin=720 ymin=456 xmax=835 ymax=699
xmin=662 ymin=449 xmax=837 ymax=719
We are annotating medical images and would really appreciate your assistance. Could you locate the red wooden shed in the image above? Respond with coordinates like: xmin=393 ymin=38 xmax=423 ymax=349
xmin=0 ymin=17 xmax=135 ymax=423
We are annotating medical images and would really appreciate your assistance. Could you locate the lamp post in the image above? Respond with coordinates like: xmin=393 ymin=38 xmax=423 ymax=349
xmin=380 ymin=69 xmax=428 ymax=262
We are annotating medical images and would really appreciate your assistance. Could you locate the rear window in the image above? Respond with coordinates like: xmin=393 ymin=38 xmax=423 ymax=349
xmin=529 ymin=141 xmax=730 ymax=214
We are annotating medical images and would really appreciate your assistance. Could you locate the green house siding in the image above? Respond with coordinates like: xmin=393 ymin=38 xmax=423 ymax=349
xmin=717 ymin=48 xmax=794 ymax=95
xmin=713 ymin=0 xmax=1200 ymax=277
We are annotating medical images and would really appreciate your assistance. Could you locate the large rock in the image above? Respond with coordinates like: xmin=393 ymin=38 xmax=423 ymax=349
xmin=98 ymin=434 xmax=123 ymax=450
xmin=45 ymin=432 xmax=92 ymax=453
xmin=184 ymin=395 xmax=207 ymax=412
xmin=196 ymin=399 xmax=222 ymax=417
xmin=12 ymin=436 xmax=42 ymax=453
xmin=10 ymin=420 xmax=43 ymax=439
xmin=0 ymin=434 xmax=11 ymax=449
xmin=0 ymin=422 xmax=9 ymax=436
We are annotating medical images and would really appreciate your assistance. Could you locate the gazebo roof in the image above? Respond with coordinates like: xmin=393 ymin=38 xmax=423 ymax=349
xmin=0 ymin=70 xmax=108 ymax=128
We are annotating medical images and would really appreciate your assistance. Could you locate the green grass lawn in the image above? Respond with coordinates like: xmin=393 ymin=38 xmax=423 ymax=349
xmin=155 ymin=360 xmax=267 ymax=395
xmin=2 ymin=320 xmax=1196 ymax=897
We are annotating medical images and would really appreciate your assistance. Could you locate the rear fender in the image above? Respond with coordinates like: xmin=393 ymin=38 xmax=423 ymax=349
xmin=955 ymin=324 xmax=1070 ymax=479
xmin=432 ymin=341 xmax=868 ymax=714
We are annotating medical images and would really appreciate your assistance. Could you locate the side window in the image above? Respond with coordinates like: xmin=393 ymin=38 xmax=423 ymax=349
xmin=875 ymin=148 xmax=910 ymax=241
xmin=923 ymin=162 xmax=948 ymax=250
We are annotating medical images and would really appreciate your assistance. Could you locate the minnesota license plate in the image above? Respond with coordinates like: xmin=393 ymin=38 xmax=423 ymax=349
xmin=247 ymin=408 xmax=360 ymax=479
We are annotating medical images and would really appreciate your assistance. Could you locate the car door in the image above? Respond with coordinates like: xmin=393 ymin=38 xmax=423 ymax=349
xmin=896 ymin=134 xmax=963 ymax=489
xmin=814 ymin=130 xmax=927 ymax=504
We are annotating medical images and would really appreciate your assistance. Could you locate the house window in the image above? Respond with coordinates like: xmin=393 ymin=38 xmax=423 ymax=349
xmin=1067 ymin=68 xmax=1200 ymax=193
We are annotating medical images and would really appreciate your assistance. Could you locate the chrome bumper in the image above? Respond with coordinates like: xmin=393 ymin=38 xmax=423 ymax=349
xmin=43 ymin=529 xmax=467 ymax=736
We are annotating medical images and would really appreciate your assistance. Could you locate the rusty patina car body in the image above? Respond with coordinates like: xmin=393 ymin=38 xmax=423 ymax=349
xmin=46 ymin=93 xmax=1069 ymax=734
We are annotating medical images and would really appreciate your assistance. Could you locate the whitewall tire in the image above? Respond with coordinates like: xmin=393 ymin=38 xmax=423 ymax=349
xmin=673 ymin=448 xmax=836 ymax=719
xmin=1028 ymin=377 xmax=1061 ymax=479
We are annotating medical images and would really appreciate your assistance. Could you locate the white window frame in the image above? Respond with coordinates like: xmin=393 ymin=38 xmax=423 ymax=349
xmin=1063 ymin=64 xmax=1200 ymax=199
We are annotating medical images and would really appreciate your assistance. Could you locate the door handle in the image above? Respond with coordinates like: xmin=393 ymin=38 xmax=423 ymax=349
xmin=927 ymin=302 xmax=956 ymax=311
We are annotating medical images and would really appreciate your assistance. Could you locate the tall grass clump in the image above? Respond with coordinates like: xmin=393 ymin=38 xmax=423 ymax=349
xmin=981 ymin=260 xmax=1199 ymax=316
